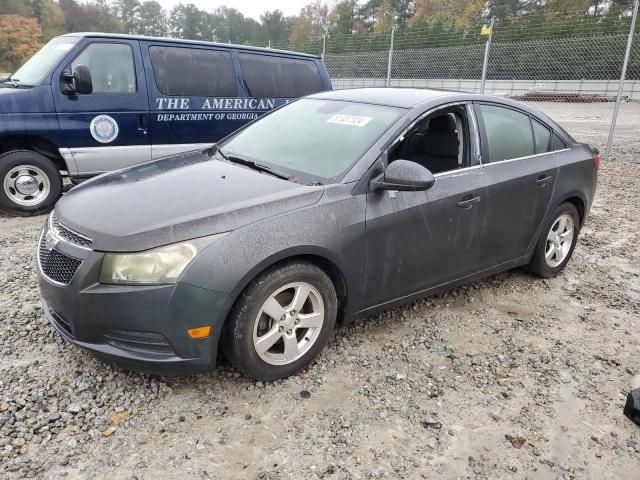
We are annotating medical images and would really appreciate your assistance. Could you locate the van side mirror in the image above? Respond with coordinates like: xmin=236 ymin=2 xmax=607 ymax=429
xmin=61 ymin=65 xmax=92 ymax=95
xmin=370 ymin=160 xmax=435 ymax=192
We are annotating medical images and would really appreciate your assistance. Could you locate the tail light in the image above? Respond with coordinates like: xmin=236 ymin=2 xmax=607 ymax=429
xmin=592 ymin=147 xmax=600 ymax=170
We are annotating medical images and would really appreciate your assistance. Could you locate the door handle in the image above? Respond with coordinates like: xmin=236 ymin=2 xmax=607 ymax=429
xmin=138 ymin=114 xmax=148 ymax=131
xmin=536 ymin=175 xmax=552 ymax=186
xmin=457 ymin=195 xmax=481 ymax=209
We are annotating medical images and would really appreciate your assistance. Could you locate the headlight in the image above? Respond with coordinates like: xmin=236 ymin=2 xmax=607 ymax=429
xmin=100 ymin=243 xmax=197 ymax=285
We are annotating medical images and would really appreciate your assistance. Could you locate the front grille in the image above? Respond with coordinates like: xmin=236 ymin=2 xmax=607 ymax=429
xmin=48 ymin=305 xmax=74 ymax=337
xmin=51 ymin=213 xmax=92 ymax=248
xmin=38 ymin=235 xmax=82 ymax=285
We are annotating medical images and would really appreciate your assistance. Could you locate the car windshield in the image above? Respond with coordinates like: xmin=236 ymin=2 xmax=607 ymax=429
xmin=220 ymin=98 xmax=404 ymax=181
xmin=8 ymin=36 xmax=80 ymax=86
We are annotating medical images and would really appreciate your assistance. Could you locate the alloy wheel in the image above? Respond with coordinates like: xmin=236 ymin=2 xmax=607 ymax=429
xmin=252 ymin=282 xmax=325 ymax=365
xmin=545 ymin=213 xmax=574 ymax=268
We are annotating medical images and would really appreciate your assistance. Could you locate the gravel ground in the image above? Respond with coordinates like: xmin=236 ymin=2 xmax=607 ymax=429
xmin=1 ymin=105 xmax=639 ymax=479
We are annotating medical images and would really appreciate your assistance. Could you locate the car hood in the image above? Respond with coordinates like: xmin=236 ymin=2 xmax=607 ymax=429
xmin=56 ymin=149 xmax=325 ymax=252
xmin=0 ymin=84 xmax=54 ymax=113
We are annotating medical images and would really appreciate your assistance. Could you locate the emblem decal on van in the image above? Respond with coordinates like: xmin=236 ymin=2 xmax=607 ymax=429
xmin=90 ymin=115 xmax=119 ymax=144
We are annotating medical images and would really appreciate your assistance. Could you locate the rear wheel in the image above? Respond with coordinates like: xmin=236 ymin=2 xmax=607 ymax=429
xmin=528 ymin=202 xmax=580 ymax=278
xmin=222 ymin=261 xmax=337 ymax=381
xmin=0 ymin=150 xmax=62 ymax=216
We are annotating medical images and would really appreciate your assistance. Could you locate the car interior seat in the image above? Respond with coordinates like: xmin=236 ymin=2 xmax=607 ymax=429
xmin=413 ymin=114 xmax=460 ymax=174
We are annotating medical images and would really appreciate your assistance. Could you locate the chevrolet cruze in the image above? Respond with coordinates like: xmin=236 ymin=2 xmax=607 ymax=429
xmin=37 ymin=88 xmax=598 ymax=380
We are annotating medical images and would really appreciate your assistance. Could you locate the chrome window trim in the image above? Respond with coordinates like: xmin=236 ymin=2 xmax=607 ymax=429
xmin=482 ymin=148 xmax=571 ymax=167
xmin=433 ymin=164 xmax=483 ymax=178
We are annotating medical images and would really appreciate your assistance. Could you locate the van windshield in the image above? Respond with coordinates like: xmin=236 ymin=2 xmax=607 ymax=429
xmin=9 ymin=36 xmax=80 ymax=86
xmin=220 ymin=99 xmax=404 ymax=182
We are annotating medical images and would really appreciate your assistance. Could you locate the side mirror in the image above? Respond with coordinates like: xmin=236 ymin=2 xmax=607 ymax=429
xmin=61 ymin=64 xmax=92 ymax=95
xmin=371 ymin=159 xmax=435 ymax=192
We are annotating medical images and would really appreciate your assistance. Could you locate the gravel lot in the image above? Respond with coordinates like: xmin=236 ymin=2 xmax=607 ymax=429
xmin=1 ymin=103 xmax=639 ymax=479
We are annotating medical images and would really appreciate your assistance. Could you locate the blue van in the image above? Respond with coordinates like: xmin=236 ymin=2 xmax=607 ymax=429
xmin=0 ymin=33 xmax=332 ymax=216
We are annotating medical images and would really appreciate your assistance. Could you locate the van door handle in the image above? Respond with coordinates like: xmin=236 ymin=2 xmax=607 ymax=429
xmin=536 ymin=175 xmax=552 ymax=187
xmin=138 ymin=114 xmax=148 ymax=131
xmin=457 ymin=195 xmax=481 ymax=209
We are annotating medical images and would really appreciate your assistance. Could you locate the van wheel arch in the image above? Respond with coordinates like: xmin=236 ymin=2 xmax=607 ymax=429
xmin=0 ymin=135 xmax=66 ymax=172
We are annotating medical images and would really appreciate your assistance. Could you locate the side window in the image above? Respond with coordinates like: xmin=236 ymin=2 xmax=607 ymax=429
xmin=552 ymin=132 xmax=567 ymax=150
xmin=239 ymin=54 xmax=324 ymax=98
xmin=389 ymin=108 xmax=468 ymax=174
xmin=149 ymin=46 xmax=237 ymax=97
xmin=72 ymin=43 xmax=136 ymax=94
xmin=478 ymin=105 xmax=534 ymax=163
xmin=532 ymin=119 xmax=551 ymax=154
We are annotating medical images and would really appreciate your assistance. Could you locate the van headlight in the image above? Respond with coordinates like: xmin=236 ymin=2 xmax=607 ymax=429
xmin=100 ymin=243 xmax=198 ymax=285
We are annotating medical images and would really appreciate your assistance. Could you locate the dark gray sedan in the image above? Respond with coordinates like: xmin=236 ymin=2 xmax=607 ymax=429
xmin=37 ymin=88 xmax=598 ymax=380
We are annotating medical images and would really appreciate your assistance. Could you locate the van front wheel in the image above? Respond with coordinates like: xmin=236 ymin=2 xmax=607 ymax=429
xmin=0 ymin=150 xmax=62 ymax=216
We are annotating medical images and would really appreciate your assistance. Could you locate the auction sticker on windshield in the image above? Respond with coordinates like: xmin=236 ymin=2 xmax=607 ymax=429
xmin=327 ymin=114 xmax=372 ymax=127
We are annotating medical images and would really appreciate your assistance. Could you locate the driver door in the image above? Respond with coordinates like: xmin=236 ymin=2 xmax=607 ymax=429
xmin=53 ymin=39 xmax=150 ymax=178
xmin=362 ymin=104 xmax=486 ymax=307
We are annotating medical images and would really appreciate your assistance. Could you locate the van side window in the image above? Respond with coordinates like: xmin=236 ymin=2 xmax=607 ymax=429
xmin=72 ymin=43 xmax=136 ymax=94
xmin=478 ymin=104 xmax=535 ymax=163
xmin=149 ymin=46 xmax=237 ymax=97
xmin=239 ymin=54 xmax=324 ymax=98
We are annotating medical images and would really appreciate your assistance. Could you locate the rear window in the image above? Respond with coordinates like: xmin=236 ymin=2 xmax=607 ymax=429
xmin=552 ymin=132 xmax=567 ymax=150
xmin=532 ymin=119 xmax=551 ymax=154
xmin=478 ymin=104 xmax=535 ymax=163
xmin=239 ymin=53 xmax=324 ymax=98
xmin=149 ymin=46 xmax=237 ymax=97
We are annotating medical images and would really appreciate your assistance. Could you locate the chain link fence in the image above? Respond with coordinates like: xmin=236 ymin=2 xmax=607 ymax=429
xmin=268 ymin=6 xmax=640 ymax=160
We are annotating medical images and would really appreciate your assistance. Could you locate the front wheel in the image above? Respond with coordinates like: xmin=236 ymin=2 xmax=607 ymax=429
xmin=222 ymin=261 xmax=337 ymax=381
xmin=0 ymin=150 xmax=62 ymax=216
xmin=528 ymin=202 xmax=580 ymax=278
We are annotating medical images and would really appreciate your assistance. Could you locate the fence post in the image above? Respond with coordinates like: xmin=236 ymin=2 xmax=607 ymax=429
xmin=386 ymin=27 xmax=395 ymax=87
xmin=480 ymin=15 xmax=495 ymax=94
xmin=605 ymin=0 xmax=639 ymax=161
xmin=322 ymin=35 xmax=326 ymax=60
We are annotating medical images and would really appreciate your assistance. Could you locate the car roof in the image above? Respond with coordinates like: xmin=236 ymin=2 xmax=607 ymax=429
xmin=308 ymin=88 xmax=457 ymax=108
xmin=61 ymin=32 xmax=320 ymax=59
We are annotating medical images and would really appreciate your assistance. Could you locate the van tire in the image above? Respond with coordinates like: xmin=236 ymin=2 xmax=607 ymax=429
xmin=0 ymin=150 xmax=62 ymax=217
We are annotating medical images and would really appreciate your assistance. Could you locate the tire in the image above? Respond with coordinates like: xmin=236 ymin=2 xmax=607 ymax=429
xmin=527 ymin=202 xmax=580 ymax=278
xmin=222 ymin=261 xmax=338 ymax=381
xmin=0 ymin=150 xmax=62 ymax=217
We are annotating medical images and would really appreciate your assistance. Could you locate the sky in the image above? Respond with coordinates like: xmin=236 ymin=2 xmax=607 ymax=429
xmin=155 ymin=0 xmax=308 ymax=21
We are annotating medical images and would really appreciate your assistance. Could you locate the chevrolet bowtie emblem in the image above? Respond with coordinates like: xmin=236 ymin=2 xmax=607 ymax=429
xmin=45 ymin=229 xmax=59 ymax=251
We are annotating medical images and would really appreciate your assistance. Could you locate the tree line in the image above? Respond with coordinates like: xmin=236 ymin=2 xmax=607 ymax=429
xmin=1 ymin=0 xmax=638 ymax=72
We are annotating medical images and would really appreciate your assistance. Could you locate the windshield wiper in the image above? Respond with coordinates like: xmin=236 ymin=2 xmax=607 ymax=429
xmin=220 ymin=149 xmax=292 ymax=181
xmin=206 ymin=143 xmax=227 ymax=159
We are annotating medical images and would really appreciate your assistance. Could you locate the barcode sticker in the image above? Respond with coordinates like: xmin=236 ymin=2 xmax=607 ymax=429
xmin=327 ymin=114 xmax=372 ymax=127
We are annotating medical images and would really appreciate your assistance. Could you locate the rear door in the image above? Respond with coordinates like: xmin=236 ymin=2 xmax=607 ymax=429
xmin=53 ymin=39 xmax=150 ymax=177
xmin=475 ymin=103 xmax=559 ymax=269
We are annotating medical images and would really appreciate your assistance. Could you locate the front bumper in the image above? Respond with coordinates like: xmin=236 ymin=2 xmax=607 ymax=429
xmin=37 ymin=223 xmax=232 ymax=375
